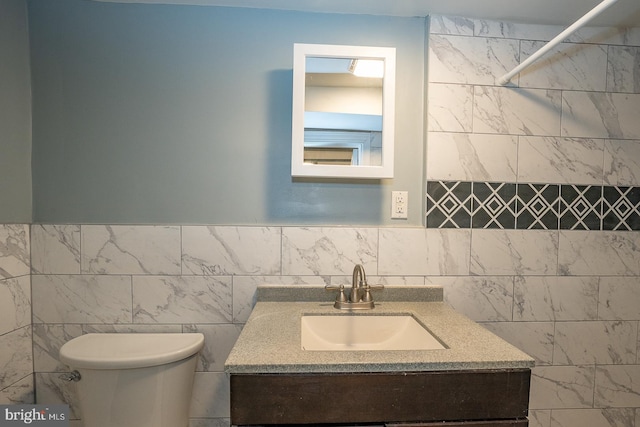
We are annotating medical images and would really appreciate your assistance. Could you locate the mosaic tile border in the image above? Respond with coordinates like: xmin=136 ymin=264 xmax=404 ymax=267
xmin=426 ymin=181 xmax=640 ymax=231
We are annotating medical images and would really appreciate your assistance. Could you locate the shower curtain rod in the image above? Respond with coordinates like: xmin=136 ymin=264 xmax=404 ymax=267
xmin=497 ymin=0 xmax=621 ymax=85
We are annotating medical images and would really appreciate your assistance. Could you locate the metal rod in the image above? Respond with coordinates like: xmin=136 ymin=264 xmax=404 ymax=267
xmin=497 ymin=0 xmax=621 ymax=85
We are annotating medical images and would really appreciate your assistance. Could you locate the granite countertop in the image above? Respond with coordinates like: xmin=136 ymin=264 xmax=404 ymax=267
xmin=224 ymin=285 xmax=534 ymax=374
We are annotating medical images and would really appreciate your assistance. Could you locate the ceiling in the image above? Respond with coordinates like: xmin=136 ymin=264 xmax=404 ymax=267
xmin=95 ymin=0 xmax=640 ymax=28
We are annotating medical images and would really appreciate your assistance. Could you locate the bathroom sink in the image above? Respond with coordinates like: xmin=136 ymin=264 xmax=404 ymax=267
xmin=301 ymin=314 xmax=445 ymax=351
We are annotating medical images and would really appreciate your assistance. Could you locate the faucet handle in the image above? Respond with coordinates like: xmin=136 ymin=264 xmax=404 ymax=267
xmin=325 ymin=284 xmax=347 ymax=303
xmin=361 ymin=283 xmax=384 ymax=302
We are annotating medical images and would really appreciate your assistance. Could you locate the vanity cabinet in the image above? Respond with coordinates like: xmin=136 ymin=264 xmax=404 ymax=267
xmin=226 ymin=287 xmax=534 ymax=427
xmin=230 ymin=369 xmax=530 ymax=426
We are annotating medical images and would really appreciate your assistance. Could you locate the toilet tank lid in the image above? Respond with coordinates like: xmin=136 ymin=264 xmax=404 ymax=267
xmin=59 ymin=333 xmax=205 ymax=369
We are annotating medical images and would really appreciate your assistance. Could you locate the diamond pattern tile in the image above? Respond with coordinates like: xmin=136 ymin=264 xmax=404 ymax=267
xmin=559 ymin=185 xmax=602 ymax=230
xmin=426 ymin=181 xmax=472 ymax=228
xmin=602 ymin=186 xmax=640 ymax=231
xmin=426 ymin=180 xmax=640 ymax=231
xmin=516 ymin=184 xmax=560 ymax=230
xmin=472 ymin=182 xmax=516 ymax=229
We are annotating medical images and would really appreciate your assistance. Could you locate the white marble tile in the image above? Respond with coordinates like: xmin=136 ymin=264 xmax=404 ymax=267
xmin=32 ymin=324 xmax=83 ymax=372
xmin=31 ymin=225 xmax=81 ymax=274
xmin=0 ymin=375 xmax=34 ymax=404
xmin=0 ymin=326 xmax=32 ymax=390
xmin=184 ymin=324 xmax=242 ymax=372
xmin=529 ymin=410 xmax=551 ymax=427
xmin=595 ymin=365 xmax=640 ymax=407
xmin=182 ymin=226 xmax=281 ymax=275
xmin=604 ymin=139 xmax=640 ymax=186
xmin=364 ymin=276 xmax=426 ymax=286
xmin=530 ymin=366 xmax=595 ymax=410
xmin=32 ymin=275 xmax=133 ymax=324
xmin=473 ymin=87 xmax=562 ymax=136
xmin=378 ymin=228 xmax=470 ymax=276
xmin=472 ymin=19 xmax=632 ymax=46
xmin=517 ymin=136 xmax=604 ymax=184
xmin=429 ymin=15 xmax=474 ymax=36
xmin=598 ymin=277 xmax=640 ymax=320
xmin=81 ymin=225 xmax=180 ymax=275
xmin=513 ymin=276 xmax=599 ymax=321
xmin=282 ymin=227 xmax=378 ymax=275
xmin=607 ymin=45 xmax=640 ymax=94
xmin=624 ymin=28 xmax=640 ymax=46
xmin=426 ymin=132 xmax=517 ymax=182
xmin=82 ymin=324 xmax=181 ymax=334
xmin=519 ymin=41 xmax=607 ymax=91
xmin=189 ymin=372 xmax=230 ymax=418
xmin=554 ymin=321 xmax=637 ymax=365
xmin=567 ymin=26 xmax=634 ymax=46
xmin=133 ymin=276 xmax=232 ymax=323
xmin=562 ymin=92 xmax=640 ymax=139
xmin=473 ymin=19 xmax=560 ymax=41
xmin=427 ymin=83 xmax=473 ymax=132
xmin=231 ymin=275 xmax=329 ymax=323
xmin=0 ymin=276 xmax=30 ymax=335
xmin=481 ymin=321 xmax=554 ymax=365
xmin=231 ymin=277 xmax=258 ymax=324
xmin=428 ymin=34 xmax=519 ymax=85
xmin=0 ymin=224 xmax=29 ymax=279
xmin=550 ymin=408 xmax=636 ymax=427
xmin=470 ymin=230 xmax=558 ymax=276
xmin=426 ymin=276 xmax=513 ymax=321
xmin=34 ymin=373 xmax=80 ymax=419
xmin=558 ymin=231 xmax=640 ymax=276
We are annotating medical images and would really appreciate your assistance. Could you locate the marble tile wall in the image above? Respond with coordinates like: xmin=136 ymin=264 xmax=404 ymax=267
xmin=28 ymin=225 xmax=419 ymax=426
xmin=0 ymin=224 xmax=33 ymax=405
xmin=428 ymin=15 xmax=640 ymax=427
xmin=30 ymin=224 xmax=640 ymax=427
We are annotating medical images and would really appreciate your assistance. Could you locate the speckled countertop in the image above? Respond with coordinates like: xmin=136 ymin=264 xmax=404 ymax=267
xmin=224 ymin=285 xmax=534 ymax=374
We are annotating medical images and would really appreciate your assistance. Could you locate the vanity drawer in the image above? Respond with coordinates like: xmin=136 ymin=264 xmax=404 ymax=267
xmin=230 ymin=369 xmax=530 ymax=426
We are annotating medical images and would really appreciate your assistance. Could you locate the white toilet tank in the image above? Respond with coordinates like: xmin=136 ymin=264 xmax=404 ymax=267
xmin=59 ymin=333 xmax=205 ymax=427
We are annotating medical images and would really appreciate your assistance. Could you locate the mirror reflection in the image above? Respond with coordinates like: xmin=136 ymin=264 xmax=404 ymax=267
xmin=304 ymin=57 xmax=383 ymax=167
xmin=291 ymin=44 xmax=395 ymax=179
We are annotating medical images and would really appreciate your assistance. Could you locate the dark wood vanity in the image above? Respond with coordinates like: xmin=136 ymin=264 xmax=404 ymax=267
xmin=225 ymin=287 xmax=534 ymax=427
xmin=230 ymin=369 xmax=530 ymax=426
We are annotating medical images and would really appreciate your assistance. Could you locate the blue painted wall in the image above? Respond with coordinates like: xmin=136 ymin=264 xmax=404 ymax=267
xmin=0 ymin=0 xmax=32 ymax=223
xmin=29 ymin=0 xmax=426 ymax=225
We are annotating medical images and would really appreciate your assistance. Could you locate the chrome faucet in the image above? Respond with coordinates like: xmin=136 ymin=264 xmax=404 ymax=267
xmin=350 ymin=264 xmax=367 ymax=303
xmin=325 ymin=264 xmax=384 ymax=310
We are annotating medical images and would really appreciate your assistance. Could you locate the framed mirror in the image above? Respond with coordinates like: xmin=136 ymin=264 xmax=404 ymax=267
xmin=292 ymin=43 xmax=396 ymax=179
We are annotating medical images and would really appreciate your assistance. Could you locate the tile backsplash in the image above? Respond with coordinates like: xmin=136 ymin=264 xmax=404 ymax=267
xmin=21 ymin=223 xmax=640 ymax=427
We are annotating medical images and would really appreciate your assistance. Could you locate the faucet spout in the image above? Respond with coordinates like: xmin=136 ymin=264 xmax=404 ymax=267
xmin=350 ymin=264 xmax=367 ymax=303
xmin=325 ymin=264 xmax=383 ymax=310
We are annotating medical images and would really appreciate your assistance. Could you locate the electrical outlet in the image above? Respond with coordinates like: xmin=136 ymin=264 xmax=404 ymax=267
xmin=391 ymin=191 xmax=408 ymax=219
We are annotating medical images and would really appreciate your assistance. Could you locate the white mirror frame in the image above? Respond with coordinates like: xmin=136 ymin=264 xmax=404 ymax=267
xmin=292 ymin=43 xmax=396 ymax=179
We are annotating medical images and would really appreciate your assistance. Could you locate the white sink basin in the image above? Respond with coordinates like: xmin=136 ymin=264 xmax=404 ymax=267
xmin=301 ymin=314 xmax=446 ymax=351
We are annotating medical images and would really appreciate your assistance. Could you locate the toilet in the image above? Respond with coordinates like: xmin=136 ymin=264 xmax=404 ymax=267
xmin=59 ymin=333 xmax=204 ymax=427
